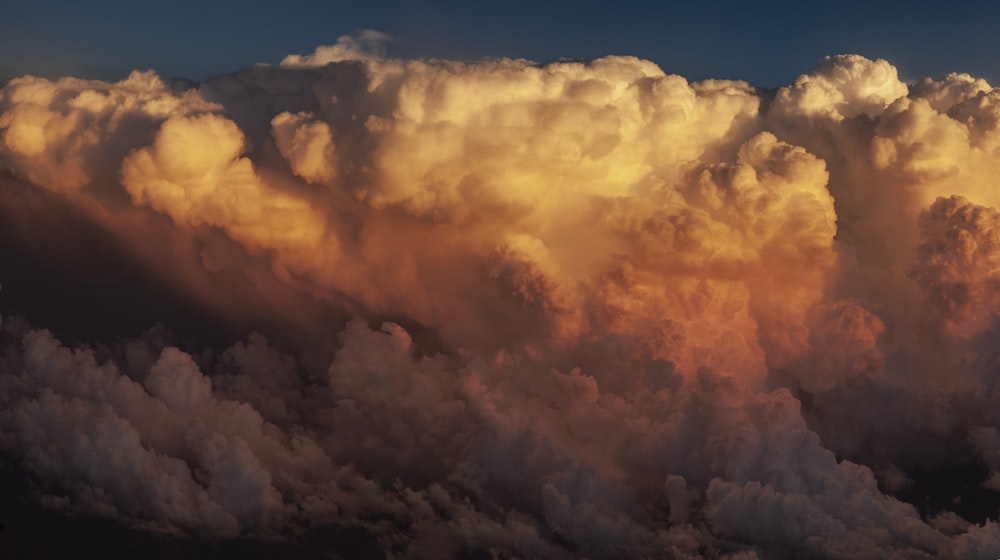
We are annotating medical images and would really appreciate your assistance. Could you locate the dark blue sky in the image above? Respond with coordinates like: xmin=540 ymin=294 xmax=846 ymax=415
xmin=1 ymin=0 xmax=998 ymax=87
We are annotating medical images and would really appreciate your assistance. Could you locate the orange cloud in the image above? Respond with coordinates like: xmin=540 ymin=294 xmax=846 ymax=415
xmin=4 ymin=47 xmax=1000 ymax=558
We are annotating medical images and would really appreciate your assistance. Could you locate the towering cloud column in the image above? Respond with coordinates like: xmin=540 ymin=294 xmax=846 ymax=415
xmin=2 ymin=40 xmax=1000 ymax=558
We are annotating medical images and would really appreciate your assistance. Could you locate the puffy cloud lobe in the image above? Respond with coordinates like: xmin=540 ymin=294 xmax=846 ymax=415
xmin=587 ymin=131 xmax=836 ymax=378
xmin=948 ymin=89 xmax=1000 ymax=154
xmin=280 ymin=30 xmax=390 ymax=67
xmin=121 ymin=113 xmax=331 ymax=268
xmin=0 ymin=71 xmax=217 ymax=192
xmin=0 ymin=327 xmax=421 ymax=538
xmin=5 ymin=47 xmax=1000 ymax=558
xmin=871 ymin=97 xmax=971 ymax=184
xmin=270 ymin=111 xmax=336 ymax=184
xmin=3 ymin=330 xmax=243 ymax=536
xmin=772 ymin=54 xmax=908 ymax=121
xmin=910 ymin=72 xmax=992 ymax=113
xmin=789 ymin=300 xmax=886 ymax=393
xmin=363 ymin=56 xmax=759 ymax=220
xmin=910 ymin=196 xmax=1000 ymax=332
xmin=145 ymin=347 xmax=212 ymax=414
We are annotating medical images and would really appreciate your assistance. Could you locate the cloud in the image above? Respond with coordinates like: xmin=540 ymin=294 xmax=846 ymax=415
xmin=3 ymin=47 xmax=1000 ymax=557
xmin=270 ymin=111 xmax=337 ymax=184
xmin=120 ymin=112 xmax=331 ymax=270
xmin=280 ymin=30 xmax=391 ymax=68
xmin=771 ymin=54 xmax=908 ymax=121
xmin=0 ymin=71 xmax=217 ymax=193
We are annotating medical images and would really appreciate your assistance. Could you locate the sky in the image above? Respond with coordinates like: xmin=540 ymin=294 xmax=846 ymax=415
xmin=3 ymin=0 xmax=1000 ymax=87
xmin=7 ymin=2 xmax=1000 ymax=560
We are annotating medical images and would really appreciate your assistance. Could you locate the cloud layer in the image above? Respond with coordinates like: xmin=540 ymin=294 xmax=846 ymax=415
xmin=3 ymin=38 xmax=1000 ymax=558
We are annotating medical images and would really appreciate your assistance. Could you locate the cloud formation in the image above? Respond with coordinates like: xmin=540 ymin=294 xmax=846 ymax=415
xmin=3 ymin=38 xmax=1000 ymax=557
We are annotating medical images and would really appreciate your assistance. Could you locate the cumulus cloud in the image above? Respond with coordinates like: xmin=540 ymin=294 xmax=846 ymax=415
xmin=270 ymin=111 xmax=337 ymax=184
xmin=772 ymin=54 xmax=908 ymax=121
xmin=280 ymin=30 xmax=391 ymax=67
xmin=121 ymin=112 xmax=331 ymax=269
xmin=3 ymin=44 xmax=1000 ymax=557
xmin=0 ymin=71 xmax=217 ymax=192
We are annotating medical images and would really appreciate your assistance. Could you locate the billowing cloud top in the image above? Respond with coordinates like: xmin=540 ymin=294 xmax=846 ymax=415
xmin=3 ymin=35 xmax=1000 ymax=558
